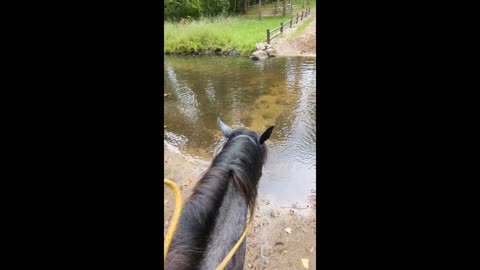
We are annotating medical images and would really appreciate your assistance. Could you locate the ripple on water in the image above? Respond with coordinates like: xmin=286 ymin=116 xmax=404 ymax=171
xmin=164 ymin=56 xmax=316 ymax=207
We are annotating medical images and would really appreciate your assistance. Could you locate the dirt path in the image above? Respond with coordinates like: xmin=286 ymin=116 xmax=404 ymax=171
xmin=164 ymin=149 xmax=316 ymax=270
xmin=272 ymin=8 xmax=316 ymax=57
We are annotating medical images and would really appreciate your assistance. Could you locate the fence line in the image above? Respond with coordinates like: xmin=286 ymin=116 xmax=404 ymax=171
xmin=266 ymin=7 xmax=311 ymax=44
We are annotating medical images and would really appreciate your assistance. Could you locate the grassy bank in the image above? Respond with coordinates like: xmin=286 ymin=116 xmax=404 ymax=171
xmin=164 ymin=1 xmax=316 ymax=56
xmin=164 ymin=16 xmax=291 ymax=56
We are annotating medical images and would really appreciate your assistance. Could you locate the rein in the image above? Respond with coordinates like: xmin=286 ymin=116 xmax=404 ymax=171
xmin=164 ymin=179 xmax=253 ymax=270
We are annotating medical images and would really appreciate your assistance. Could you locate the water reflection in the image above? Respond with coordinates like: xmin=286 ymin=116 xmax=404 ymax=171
xmin=164 ymin=56 xmax=316 ymax=207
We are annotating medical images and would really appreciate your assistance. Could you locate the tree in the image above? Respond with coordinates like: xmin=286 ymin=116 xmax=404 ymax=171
xmin=259 ymin=0 xmax=262 ymax=20
xmin=282 ymin=0 xmax=286 ymax=16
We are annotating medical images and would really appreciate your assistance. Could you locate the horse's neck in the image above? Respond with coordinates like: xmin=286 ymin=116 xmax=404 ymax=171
xmin=166 ymin=171 xmax=250 ymax=270
xmin=199 ymin=179 xmax=248 ymax=270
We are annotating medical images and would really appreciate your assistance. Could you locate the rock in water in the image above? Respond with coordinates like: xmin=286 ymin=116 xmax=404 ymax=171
xmin=250 ymin=50 xmax=269 ymax=61
xmin=266 ymin=48 xmax=277 ymax=57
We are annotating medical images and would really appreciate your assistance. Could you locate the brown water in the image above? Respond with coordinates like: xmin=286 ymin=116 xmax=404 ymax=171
xmin=164 ymin=55 xmax=316 ymax=208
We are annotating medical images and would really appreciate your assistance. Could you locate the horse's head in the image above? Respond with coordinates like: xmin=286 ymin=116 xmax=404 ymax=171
xmin=216 ymin=117 xmax=274 ymax=169
xmin=217 ymin=117 xmax=274 ymax=146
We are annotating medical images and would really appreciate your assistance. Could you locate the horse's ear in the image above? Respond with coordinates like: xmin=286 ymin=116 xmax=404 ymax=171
xmin=259 ymin=126 xmax=274 ymax=144
xmin=217 ymin=117 xmax=232 ymax=138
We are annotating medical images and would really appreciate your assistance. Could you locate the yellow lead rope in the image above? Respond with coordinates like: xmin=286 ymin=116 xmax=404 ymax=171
xmin=164 ymin=179 xmax=183 ymax=263
xmin=164 ymin=179 xmax=252 ymax=270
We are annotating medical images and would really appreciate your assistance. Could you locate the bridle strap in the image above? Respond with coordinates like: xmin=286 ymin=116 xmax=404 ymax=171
xmin=231 ymin=134 xmax=258 ymax=145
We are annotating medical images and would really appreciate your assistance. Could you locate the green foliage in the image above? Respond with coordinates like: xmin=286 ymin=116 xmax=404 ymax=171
xmin=164 ymin=0 xmax=308 ymax=21
xmin=165 ymin=0 xmax=241 ymax=21
xmin=164 ymin=0 xmax=203 ymax=21
xmin=202 ymin=0 xmax=231 ymax=17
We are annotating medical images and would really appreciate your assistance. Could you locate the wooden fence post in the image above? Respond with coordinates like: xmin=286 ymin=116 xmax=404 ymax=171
xmin=280 ymin=22 xmax=283 ymax=33
xmin=290 ymin=17 xmax=293 ymax=28
xmin=296 ymin=13 xmax=299 ymax=24
xmin=267 ymin=29 xmax=270 ymax=44
xmin=301 ymin=10 xmax=304 ymax=21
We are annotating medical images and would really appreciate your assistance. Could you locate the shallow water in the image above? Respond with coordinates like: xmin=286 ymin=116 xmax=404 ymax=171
xmin=164 ymin=55 xmax=316 ymax=207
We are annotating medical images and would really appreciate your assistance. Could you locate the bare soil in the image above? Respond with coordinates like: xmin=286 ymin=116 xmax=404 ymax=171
xmin=164 ymin=150 xmax=316 ymax=270
xmin=271 ymin=10 xmax=316 ymax=57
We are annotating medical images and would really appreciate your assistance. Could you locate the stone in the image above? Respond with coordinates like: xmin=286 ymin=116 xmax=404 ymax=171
xmin=266 ymin=48 xmax=277 ymax=57
xmin=256 ymin=42 xmax=265 ymax=51
xmin=250 ymin=50 xmax=269 ymax=61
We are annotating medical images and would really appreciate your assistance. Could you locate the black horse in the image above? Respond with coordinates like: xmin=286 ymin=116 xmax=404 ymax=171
xmin=165 ymin=118 xmax=274 ymax=270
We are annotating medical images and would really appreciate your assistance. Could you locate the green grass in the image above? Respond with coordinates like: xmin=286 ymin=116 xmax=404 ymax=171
xmin=164 ymin=16 xmax=292 ymax=56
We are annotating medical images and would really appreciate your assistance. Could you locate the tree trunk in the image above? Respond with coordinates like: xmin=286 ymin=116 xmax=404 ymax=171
xmin=259 ymin=0 xmax=262 ymax=20
xmin=282 ymin=0 xmax=286 ymax=16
